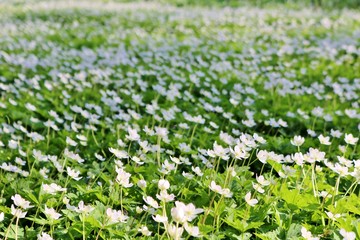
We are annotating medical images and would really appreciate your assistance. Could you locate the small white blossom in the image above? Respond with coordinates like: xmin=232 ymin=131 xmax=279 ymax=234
xmin=339 ymin=229 xmax=356 ymax=240
xmin=291 ymin=136 xmax=305 ymax=147
xmin=44 ymin=205 xmax=61 ymax=220
xmin=344 ymin=134 xmax=358 ymax=145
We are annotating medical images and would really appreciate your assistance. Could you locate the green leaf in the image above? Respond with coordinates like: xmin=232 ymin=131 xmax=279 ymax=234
xmin=274 ymin=184 xmax=319 ymax=210
xmin=267 ymin=160 xmax=282 ymax=174
xmin=224 ymin=218 xmax=263 ymax=233
xmin=85 ymin=215 xmax=102 ymax=228
xmin=0 ymin=224 xmax=24 ymax=239
xmin=26 ymin=217 xmax=49 ymax=225
xmin=286 ymin=223 xmax=302 ymax=239
xmin=23 ymin=190 xmax=39 ymax=205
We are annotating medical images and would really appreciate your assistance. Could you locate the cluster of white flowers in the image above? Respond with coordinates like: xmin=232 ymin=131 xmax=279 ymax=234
xmin=10 ymin=194 xmax=33 ymax=219
xmin=209 ymin=181 xmax=233 ymax=198
xmin=0 ymin=1 xmax=359 ymax=239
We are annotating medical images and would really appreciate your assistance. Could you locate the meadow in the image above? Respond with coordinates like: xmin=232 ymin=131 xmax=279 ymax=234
xmin=0 ymin=1 xmax=359 ymax=239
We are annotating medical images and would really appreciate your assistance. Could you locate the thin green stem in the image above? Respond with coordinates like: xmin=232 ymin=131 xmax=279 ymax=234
xmin=189 ymin=124 xmax=198 ymax=147
xmin=15 ymin=216 xmax=19 ymax=240
xmin=82 ymin=213 xmax=86 ymax=240
xmin=157 ymin=137 xmax=161 ymax=167
xmin=202 ymin=193 xmax=216 ymax=224
xmin=4 ymin=216 xmax=16 ymax=240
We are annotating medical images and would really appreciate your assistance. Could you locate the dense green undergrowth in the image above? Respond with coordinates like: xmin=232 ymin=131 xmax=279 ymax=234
xmin=0 ymin=1 xmax=359 ymax=239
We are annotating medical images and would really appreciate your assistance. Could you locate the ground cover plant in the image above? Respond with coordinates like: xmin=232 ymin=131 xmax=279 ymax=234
xmin=0 ymin=1 xmax=359 ymax=239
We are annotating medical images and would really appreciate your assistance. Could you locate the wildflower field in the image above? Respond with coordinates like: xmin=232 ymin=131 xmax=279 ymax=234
xmin=0 ymin=1 xmax=359 ymax=239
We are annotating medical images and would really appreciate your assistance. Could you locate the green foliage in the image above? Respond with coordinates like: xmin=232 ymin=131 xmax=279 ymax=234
xmin=0 ymin=0 xmax=359 ymax=239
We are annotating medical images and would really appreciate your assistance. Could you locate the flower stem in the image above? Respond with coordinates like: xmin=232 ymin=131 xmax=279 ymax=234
xmin=4 ymin=216 xmax=15 ymax=240
xmin=95 ymin=227 xmax=103 ymax=240
xmin=189 ymin=124 xmax=197 ymax=147
xmin=157 ymin=137 xmax=161 ymax=167
xmin=332 ymin=175 xmax=341 ymax=206
xmin=202 ymin=193 xmax=216 ymax=224
xmin=15 ymin=216 xmax=19 ymax=240
xmin=120 ymin=186 xmax=123 ymax=212
xmin=82 ymin=213 xmax=86 ymax=240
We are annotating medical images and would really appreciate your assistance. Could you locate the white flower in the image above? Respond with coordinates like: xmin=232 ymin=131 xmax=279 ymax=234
xmin=76 ymin=134 xmax=87 ymax=142
xmin=182 ymin=202 xmax=203 ymax=221
xmin=344 ymin=133 xmax=359 ymax=145
xmin=95 ymin=153 xmax=105 ymax=161
xmin=337 ymin=156 xmax=352 ymax=167
xmin=332 ymin=163 xmax=349 ymax=176
xmin=179 ymin=123 xmax=190 ymax=129
xmin=109 ymin=148 xmax=128 ymax=159
xmin=257 ymin=150 xmax=268 ymax=164
xmin=291 ymin=136 xmax=305 ymax=147
xmin=191 ymin=166 xmax=203 ymax=176
xmin=220 ymin=188 xmax=233 ymax=198
xmin=305 ymin=148 xmax=326 ymax=163
xmin=339 ymin=229 xmax=356 ymax=240
xmin=75 ymin=201 xmax=94 ymax=214
xmin=318 ymin=191 xmax=332 ymax=198
xmin=8 ymin=140 xmax=18 ymax=149
xmin=301 ymin=227 xmax=319 ymax=240
xmin=244 ymin=192 xmax=258 ymax=207
xmin=64 ymin=149 xmax=84 ymax=163
xmin=155 ymin=126 xmax=168 ymax=138
xmin=330 ymin=129 xmax=342 ymax=138
xmin=143 ymin=196 xmax=159 ymax=209
xmin=156 ymin=190 xmax=175 ymax=202
xmin=37 ymin=232 xmax=54 ymax=240
xmin=158 ymin=179 xmax=170 ymax=191
xmin=311 ymin=107 xmax=323 ymax=117
xmin=230 ymin=145 xmax=249 ymax=159
xmin=152 ymin=214 xmax=168 ymax=223
xmin=325 ymin=211 xmax=341 ymax=221
xmin=256 ymin=175 xmax=270 ymax=186
xmin=15 ymin=157 xmax=26 ymax=166
xmin=166 ymin=223 xmax=184 ymax=240
xmin=131 ymin=156 xmax=144 ymax=165
xmin=278 ymin=119 xmax=288 ymax=127
xmin=161 ymin=160 xmax=176 ymax=173
xmin=42 ymin=183 xmax=66 ymax=195
xmin=143 ymin=126 xmax=154 ymax=136
xmin=170 ymin=156 xmax=181 ymax=164
xmin=137 ymin=180 xmax=147 ymax=189
xmin=184 ymin=224 xmax=201 ymax=237
xmin=192 ymin=115 xmax=205 ymax=124
xmin=138 ymin=226 xmax=152 ymax=236
xmin=292 ymin=152 xmax=304 ymax=166
xmin=0 ymin=212 xmax=4 ymax=222
xmin=66 ymin=137 xmax=77 ymax=146
xmin=67 ymin=167 xmax=82 ymax=181
xmin=207 ymin=141 xmax=229 ymax=160
xmin=209 ymin=181 xmax=232 ymax=198
xmin=106 ymin=208 xmax=128 ymax=224
xmin=171 ymin=203 xmax=187 ymax=223
xmin=44 ymin=205 xmax=61 ymax=220
xmin=252 ymin=183 xmax=265 ymax=193
xmin=11 ymin=194 xmax=33 ymax=209
xmin=11 ymin=204 xmax=27 ymax=218
xmin=318 ymin=135 xmax=331 ymax=145
xmin=179 ymin=143 xmax=191 ymax=153
xmin=126 ymin=127 xmax=140 ymax=141
xmin=25 ymin=103 xmax=37 ymax=111
xmin=253 ymin=133 xmax=266 ymax=144
xmin=115 ymin=167 xmax=133 ymax=188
